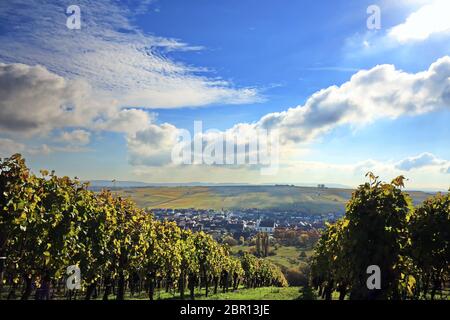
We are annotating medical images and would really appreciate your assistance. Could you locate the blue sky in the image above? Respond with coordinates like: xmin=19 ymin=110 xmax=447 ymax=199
xmin=0 ymin=0 xmax=449 ymax=189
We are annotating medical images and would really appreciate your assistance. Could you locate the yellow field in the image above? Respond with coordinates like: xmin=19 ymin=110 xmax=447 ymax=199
xmin=119 ymin=187 xmax=219 ymax=208
xmin=114 ymin=185 xmax=433 ymax=213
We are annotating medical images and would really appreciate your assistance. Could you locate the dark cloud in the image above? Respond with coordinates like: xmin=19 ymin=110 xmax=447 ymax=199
xmin=0 ymin=63 xmax=93 ymax=135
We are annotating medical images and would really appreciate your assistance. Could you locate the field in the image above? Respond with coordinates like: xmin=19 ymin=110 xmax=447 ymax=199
xmin=114 ymin=185 xmax=433 ymax=214
xmin=231 ymin=245 xmax=313 ymax=270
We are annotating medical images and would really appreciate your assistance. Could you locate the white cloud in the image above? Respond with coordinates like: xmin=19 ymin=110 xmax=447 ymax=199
xmin=395 ymin=152 xmax=448 ymax=171
xmin=389 ymin=0 xmax=450 ymax=43
xmin=125 ymin=57 xmax=450 ymax=171
xmin=0 ymin=0 xmax=261 ymax=108
xmin=127 ymin=123 xmax=181 ymax=166
xmin=95 ymin=108 xmax=179 ymax=166
xmin=94 ymin=109 xmax=155 ymax=135
xmin=253 ymin=56 xmax=450 ymax=144
xmin=56 ymin=129 xmax=91 ymax=146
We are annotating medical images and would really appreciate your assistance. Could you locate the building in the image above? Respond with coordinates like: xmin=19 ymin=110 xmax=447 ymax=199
xmin=256 ymin=220 xmax=276 ymax=233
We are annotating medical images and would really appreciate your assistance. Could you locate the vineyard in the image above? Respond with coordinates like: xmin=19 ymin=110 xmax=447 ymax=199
xmin=310 ymin=173 xmax=450 ymax=300
xmin=0 ymin=154 xmax=448 ymax=300
xmin=0 ymin=154 xmax=287 ymax=300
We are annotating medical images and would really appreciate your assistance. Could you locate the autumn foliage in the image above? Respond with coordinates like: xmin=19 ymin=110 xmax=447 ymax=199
xmin=0 ymin=154 xmax=286 ymax=300
xmin=311 ymin=173 xmax=449 ymax=300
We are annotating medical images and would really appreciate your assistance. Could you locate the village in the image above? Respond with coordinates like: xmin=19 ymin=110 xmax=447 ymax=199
xmin=151 ymin=207 xmax=340 ymax=242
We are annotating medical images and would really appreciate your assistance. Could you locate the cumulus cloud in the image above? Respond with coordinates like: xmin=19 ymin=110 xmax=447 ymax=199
xmin=125 ymin=57 xmax=450 ymax=169
xmin=127 ymin=123 xmax=181 ymax=166
xmin=389 ymin=0 xmax=450 ymax=43
xmin=0 ymin=63 xmax=100 ymax=135
xmin=252 ymin=56 xmax=450 ymax=144
xmin=0 ymin=62 xmax=165 ymax=157
xmin=395 ymin=152 xmax=448 ymax=171
xmin=0 ymin=0 xmax=261 ymax=108
xmin=94 ymin=109 xmax=155 ymax=135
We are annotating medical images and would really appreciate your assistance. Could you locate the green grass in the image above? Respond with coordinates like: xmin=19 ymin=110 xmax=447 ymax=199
xmin=230 ymin=244 xmax=251 ymax=254
xmin=267 ymin=246 xmax=304 ymax=269
xmin=104 ymin=286 xmax=305 ymax=300
xmin=231 ymin=245 xmax=313 ymax=270
xmin=197 ymin=286 xmax=303 ymax=300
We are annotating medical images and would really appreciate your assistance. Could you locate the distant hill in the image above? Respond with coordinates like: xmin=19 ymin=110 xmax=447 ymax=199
xmin=113 ymin=185 xmax=435 ymax=215
xmin=87 ymin=180 xmax=351 ymax=189
xmin=86 ymin=180 xmax=252 ymax=189
xmin=87 ymin=180 xmax=153 ymax=188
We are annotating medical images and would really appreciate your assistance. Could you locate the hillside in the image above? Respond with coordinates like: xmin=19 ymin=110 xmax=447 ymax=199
xmin=114 ymin=185 xmax=434 ymax=214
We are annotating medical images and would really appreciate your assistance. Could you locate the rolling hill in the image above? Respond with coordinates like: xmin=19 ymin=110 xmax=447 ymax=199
xmin=113 ymin=185 xmax=434 ymax=214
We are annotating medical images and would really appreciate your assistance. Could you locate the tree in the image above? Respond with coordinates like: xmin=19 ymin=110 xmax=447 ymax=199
xmin=255 ymin=233 xmax=269 ymax=257
xmin=222 ymin=236 xmax=238 ymax=247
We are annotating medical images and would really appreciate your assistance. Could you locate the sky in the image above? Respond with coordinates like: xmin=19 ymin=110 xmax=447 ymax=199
xmin=0 ymin=0 xmax=449 ymax=190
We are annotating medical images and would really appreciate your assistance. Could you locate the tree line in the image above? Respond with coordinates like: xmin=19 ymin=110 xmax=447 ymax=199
xmin=0 ymin=154 xmax=287 ymax=300
xmin=310 ymin=173 xmax=449 ymax=300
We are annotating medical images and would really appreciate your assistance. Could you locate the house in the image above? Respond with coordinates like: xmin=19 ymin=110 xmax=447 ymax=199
xmin=256 ymin=220 xmax=276 ymax=233
xmin=243 ymin=220 xmax=253 ymax=229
